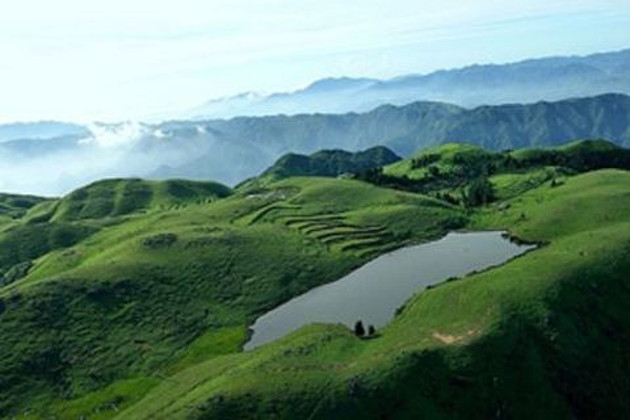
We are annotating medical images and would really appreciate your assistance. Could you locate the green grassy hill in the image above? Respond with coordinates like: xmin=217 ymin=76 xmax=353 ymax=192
xmin=376 ymin=139 xmax=630 ymax=203
xmin=116 ymin=170 xmax=630 ymax=420
xmin=1 ymin=141 xmax=629 ymax=419
xmin=50 ymin=178 xmax=233 ymax=222
xmin=240 ymin=146 xmax=401 ymax=189
xmin=262 ymin=146 xmax=400 ymax=179
xmin=0 ymin=179 xmax=233 ymax=285
xmin=0 ymin=176 xmax=462 ymax=418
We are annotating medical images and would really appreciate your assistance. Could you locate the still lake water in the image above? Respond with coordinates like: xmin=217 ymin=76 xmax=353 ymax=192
xmin=245 ymin=231 xmax=535 ymax=350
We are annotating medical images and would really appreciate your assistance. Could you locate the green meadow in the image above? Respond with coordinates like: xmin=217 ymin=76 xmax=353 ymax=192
xmin=1 ymin=141 xmax=629 ymax=419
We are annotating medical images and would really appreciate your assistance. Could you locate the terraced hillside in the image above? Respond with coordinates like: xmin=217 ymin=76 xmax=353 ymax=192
xmin=284 ymin=215 xmax=393 ymax=257
xmin=241 ymin=199 xmax=396 ymax=258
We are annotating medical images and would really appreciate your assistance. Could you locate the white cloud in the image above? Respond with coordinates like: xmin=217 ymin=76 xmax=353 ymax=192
xmin=82 ymin=122 xmax=150 ymax=148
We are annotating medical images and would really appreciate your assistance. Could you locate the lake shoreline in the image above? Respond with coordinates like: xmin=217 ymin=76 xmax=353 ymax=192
xmin=244 ymin=230 xmax=536 ymax=351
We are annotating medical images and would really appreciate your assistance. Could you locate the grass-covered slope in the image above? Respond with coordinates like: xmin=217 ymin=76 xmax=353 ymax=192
xmin=0 ymin=179 xmax=232 ymax=285
xmin=117 ymin=169 xmax=630 ymax=420
xmin=0 ymin=177 xmax=462 ymax=418
xmin=50 ymin=178 xmax=233 ymax=222
xmin=385 ymin=139 xmax=630 ymax=180
xmin=1 ymin=140 xmax=629 ymax=419
xmin=376 ymin=139 xmax=630 ymax=202
xmin=0 ymin=193 xmax=50 ymax=225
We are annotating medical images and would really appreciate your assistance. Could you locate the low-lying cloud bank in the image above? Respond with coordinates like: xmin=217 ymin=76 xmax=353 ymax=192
xmin=0 ymin=122 xmax=209 ymax=196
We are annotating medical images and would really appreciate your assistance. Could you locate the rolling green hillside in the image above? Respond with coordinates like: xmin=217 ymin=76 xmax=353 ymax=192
xmin=1 ymin=141 xmax=629 ymax=419
xmin=116 ymin=142 xmax=630 ymax=419
xmin=0 ymin=179 xmax=233 ymax=283
xmin=116 ymin=166 xmax=630 ymax=419
xmin=375 ymin=139 xmax=630 ymax=203
xmin=50 ymin=178 xmax=233 ymax=222
xmin=0 ymin=176 xmax=462 ymax=418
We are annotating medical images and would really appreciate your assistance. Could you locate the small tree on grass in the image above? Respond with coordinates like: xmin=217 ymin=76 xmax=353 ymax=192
xmin=354 ymin=321 xmax=365 ymax=337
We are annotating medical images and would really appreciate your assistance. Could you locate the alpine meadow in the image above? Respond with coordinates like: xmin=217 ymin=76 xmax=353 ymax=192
xmin=1 ymin=1 xmax=630 ymax=419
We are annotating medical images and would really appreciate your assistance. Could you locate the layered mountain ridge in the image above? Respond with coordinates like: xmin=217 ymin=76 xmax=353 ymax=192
xmin=185 ymin=48 xmax=630 ymax=119
xmin=2 ymin=93 xmax=630 ymax=196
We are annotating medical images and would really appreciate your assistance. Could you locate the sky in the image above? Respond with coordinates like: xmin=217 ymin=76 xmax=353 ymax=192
xmin=0 ymin=0 xmax=629 ymax=123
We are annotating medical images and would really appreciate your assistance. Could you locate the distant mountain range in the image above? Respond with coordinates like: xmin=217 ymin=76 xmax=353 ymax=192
xmin=183 ymin=48 xmax=630 ymax=119
xmin=0 ymin=121 xmax=87 ymax=143
xmin=152 ymin=93 xmax=630 ymax=184
xmin=1 ymin=93 xmax=628 ymax=196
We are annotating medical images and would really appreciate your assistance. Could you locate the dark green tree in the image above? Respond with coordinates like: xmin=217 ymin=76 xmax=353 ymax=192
xmin=354 ymin=321 xmax=365 ymax=337
xmin=464 ymin=177 xmax=495 ymax=207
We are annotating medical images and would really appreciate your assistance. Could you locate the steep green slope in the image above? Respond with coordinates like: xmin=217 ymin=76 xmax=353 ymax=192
xmin=0 ymin=194 xmax=57 ymax=286
xmin=116 ymin=169 xmax=630 ymax=420
xmin=0 ymin=177 xmax=462 ymax=418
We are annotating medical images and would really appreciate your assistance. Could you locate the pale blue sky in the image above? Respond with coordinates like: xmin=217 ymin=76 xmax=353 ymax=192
xmin=0 ymin=0 xmax=628 ymax=122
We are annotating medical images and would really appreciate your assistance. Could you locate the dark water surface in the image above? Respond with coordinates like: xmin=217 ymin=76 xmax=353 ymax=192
xmin=245 ymin=231 xmax=535 ymax=350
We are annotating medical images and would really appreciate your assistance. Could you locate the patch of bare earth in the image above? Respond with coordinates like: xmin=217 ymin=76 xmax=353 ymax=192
xmin=432 ymin=329 xmax=478 ymax=344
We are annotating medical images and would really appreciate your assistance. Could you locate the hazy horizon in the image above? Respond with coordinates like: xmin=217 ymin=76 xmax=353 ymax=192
xmin=0 ymin=0 xmax=629 ymax=123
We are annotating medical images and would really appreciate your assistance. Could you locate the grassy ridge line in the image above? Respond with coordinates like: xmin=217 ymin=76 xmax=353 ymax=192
xmin=50 ymin=178 xmax=233 ymax=222
xmin=115 ymin=169 xmax=630 ymax=419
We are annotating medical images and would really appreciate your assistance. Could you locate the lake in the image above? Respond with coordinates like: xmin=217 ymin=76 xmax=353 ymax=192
xmin=244 ymin=231 xmax=535 ymax=350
